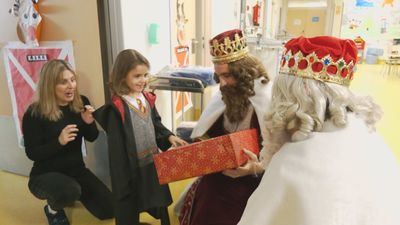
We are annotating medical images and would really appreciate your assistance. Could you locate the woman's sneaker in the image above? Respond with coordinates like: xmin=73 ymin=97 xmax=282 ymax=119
xmin=44 ymin=205 xmax=70 ymax=225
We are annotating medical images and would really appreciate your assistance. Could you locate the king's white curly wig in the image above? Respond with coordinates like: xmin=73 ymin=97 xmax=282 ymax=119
xmin=260 ymin=73 xmax=382 ymax=165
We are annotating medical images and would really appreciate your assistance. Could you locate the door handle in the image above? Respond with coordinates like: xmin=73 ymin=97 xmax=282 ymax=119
xmin=191 ymin=38 xmax=199 ymax=54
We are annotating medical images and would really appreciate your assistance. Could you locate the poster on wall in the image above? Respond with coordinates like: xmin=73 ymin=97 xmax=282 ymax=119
xmin=2 ymin=41 xmax=75 ymax=147
xmin=341 ymin=0 xmax=400 ymax=48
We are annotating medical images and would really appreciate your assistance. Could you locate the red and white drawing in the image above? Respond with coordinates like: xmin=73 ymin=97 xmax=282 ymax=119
xmin=2 ymin=41 xmax=75 ymax=147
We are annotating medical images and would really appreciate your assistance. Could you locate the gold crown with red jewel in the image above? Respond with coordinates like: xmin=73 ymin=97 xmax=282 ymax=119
xmin=209 ymin=29 xmax=249 ymax=64
xmin=279 ymin=36 xmax=358 ymax=86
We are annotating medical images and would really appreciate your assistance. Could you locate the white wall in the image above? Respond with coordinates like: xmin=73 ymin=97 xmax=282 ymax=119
xmin=120 ymin=0 xmax=172 ymax=73
xmin=113 ymin=0 xmax=174 ymax=129
xmin=211 ymin=0 xmax=241 ymax=36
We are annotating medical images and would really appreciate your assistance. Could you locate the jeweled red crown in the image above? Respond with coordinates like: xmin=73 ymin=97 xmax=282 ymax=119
xmin=279 ymin=36 xmax=358 ymax=86
xmin=209 ymin=29 xmax=249 ymax=64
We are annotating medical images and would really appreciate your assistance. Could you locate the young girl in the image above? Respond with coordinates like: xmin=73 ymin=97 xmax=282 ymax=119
xmin=22 ymin=59 xmax=114 ymax=225
xmin=94 ymin=49 xmax=188 ymax=225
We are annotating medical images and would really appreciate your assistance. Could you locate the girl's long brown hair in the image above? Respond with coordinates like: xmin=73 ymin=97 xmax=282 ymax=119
xmin=109 ymin=49 xmax=150 ymax=96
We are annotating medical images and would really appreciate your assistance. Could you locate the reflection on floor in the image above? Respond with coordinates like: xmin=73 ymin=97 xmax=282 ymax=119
xmin=0 ymin=64 xmax=399 ymax=225
xmin=350 ymin=64 xmax=400 ymax=160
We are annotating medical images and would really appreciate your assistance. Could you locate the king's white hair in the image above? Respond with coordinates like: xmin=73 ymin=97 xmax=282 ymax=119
xmin=260 ymin=73 xmax=382 ymax=165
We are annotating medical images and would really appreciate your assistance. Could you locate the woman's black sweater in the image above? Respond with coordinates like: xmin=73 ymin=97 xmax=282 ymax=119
xmin=22 ymin=96 xmax=98 ymax=177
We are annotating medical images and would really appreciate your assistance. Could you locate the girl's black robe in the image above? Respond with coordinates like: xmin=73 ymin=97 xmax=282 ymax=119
xmin=94 ymin=92 xmax=173 ymax=224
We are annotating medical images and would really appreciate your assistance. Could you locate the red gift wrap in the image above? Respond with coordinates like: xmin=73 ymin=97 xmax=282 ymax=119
xmin=154 ymin=129 xmax=260 ymax=184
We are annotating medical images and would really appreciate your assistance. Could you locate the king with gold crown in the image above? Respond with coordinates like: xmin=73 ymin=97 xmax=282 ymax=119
xmin=176 ymin=29 xmax=274 ymax=225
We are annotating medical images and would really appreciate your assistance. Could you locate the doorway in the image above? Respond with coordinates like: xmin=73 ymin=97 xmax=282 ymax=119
xmin=281 ymin=0 xmax=332 ymax=38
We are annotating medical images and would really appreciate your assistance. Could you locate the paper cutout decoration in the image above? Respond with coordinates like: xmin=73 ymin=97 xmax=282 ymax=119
xmin=173 ymin=45 xmax=192 ymax=118
xmin=176 ymin=0 xmax=188 ymax=45
xmin=174 ymin=91 xmax=193 ymax=118
xmin=9 ymin=0 xmax=42 ymax=47
xmin=174 ymin=45 xmax=189 ymax=67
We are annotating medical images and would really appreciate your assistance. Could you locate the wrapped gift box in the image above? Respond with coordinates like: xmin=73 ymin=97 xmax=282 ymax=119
xmin=154 ymin=129 xmax=259 ymax=184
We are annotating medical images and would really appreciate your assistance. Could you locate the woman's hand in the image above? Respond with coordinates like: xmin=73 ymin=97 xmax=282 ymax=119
xmin=81 ymin=105 xmax=95 ymax=124
xmin=58 ymin=124 xmax=79 ymax=145
xmin=222 ymin=149 xmax=264 ymax=178
xmin=168 ymin=135 xmax=189 ymax=147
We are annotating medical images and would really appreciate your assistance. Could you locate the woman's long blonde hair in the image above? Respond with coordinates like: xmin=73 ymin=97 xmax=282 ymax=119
xmin=263 ymin=74 xmax=383 ymax=160
xmin=31 ymin=59 xmax=83 ymax=121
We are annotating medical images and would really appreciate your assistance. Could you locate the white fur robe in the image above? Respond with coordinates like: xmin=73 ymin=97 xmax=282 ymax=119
xmin=238 ymin=114 xmax=400 ymax=225
xmin=191 ymin=76 xmax=272 ymax=146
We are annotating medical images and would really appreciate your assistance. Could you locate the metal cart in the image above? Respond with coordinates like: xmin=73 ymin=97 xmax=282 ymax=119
xmin=148 ymin=75 xmax=205 ymax=141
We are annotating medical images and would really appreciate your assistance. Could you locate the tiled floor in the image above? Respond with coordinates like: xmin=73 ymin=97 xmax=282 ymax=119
xmin=0 ymin=64 xmax=399 ymax=225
